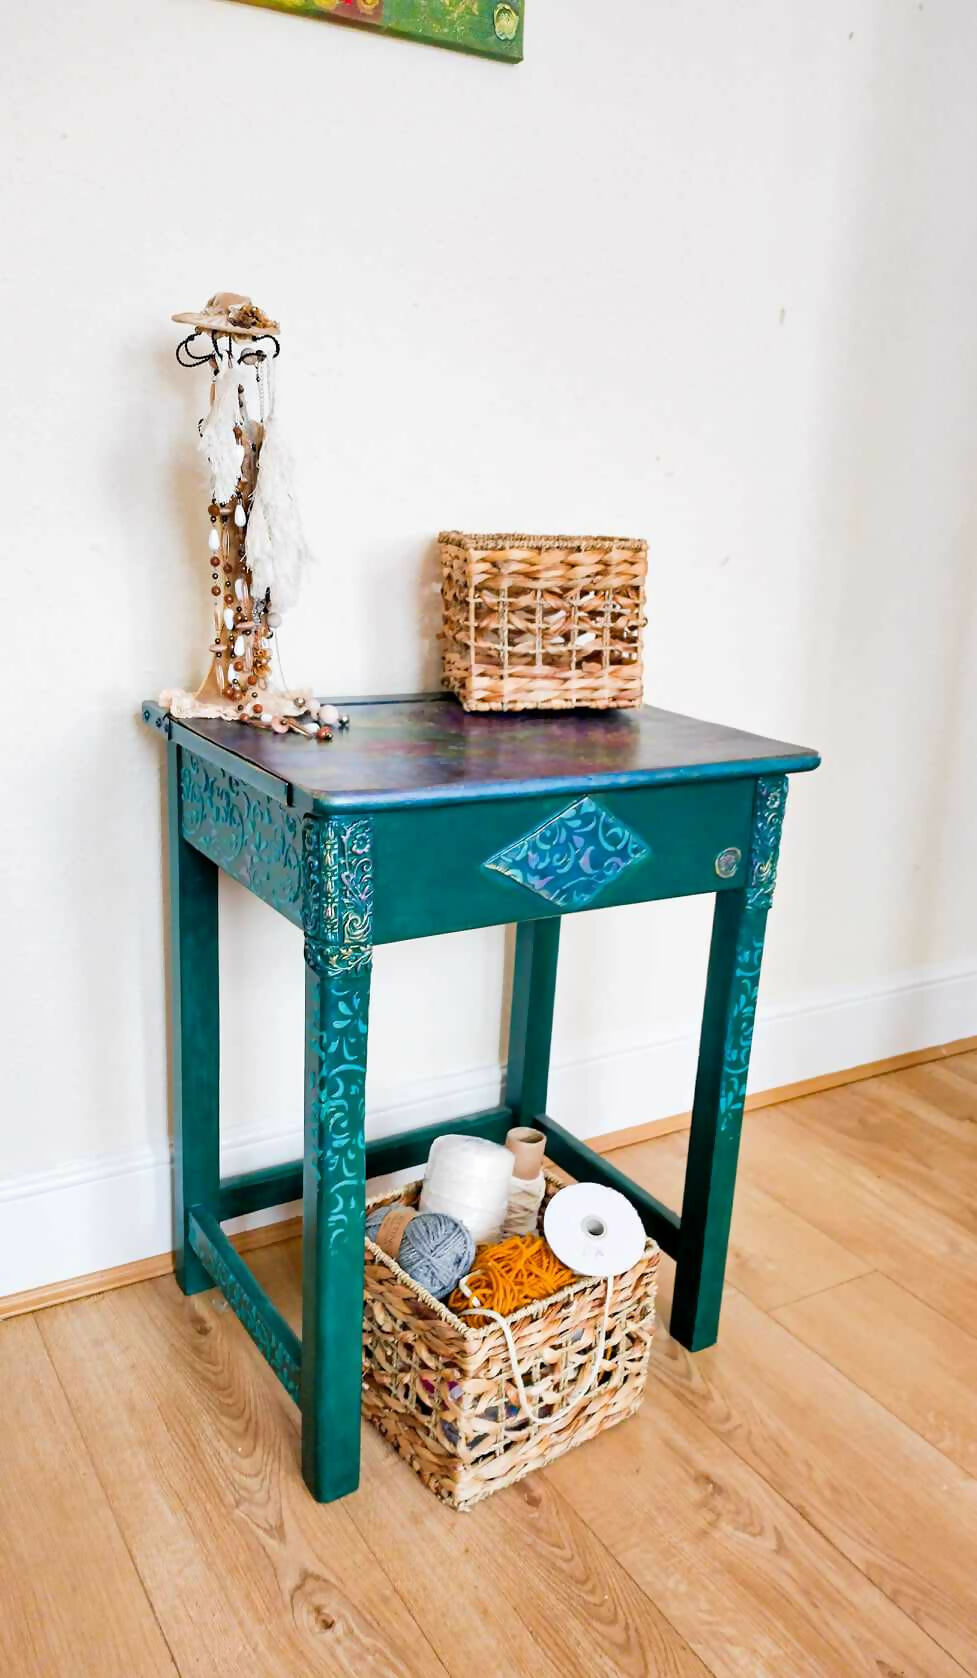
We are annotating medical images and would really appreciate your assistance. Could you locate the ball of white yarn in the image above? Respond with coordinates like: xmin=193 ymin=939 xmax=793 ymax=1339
xmin=420 ymin=1135 xmax=514 ymax=1245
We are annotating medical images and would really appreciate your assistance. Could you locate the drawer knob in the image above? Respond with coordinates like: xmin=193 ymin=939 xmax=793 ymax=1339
xmin=715 ymin=847 xmax=742 ymax=879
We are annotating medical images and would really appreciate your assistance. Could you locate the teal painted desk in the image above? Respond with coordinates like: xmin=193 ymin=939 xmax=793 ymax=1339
xmin=142 ymin=694 xmax=819 ymax=1503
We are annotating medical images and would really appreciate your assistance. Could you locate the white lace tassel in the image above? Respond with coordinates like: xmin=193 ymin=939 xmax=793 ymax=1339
xmin=198 ymin=358 xmax=244 ymax=504
xmin=247 ymin=380 xmax=313 ymax=613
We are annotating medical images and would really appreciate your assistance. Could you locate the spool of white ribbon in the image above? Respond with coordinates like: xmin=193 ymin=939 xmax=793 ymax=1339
xmin=420 ymin=1135 xmax=514 ymax=1245
xmin=543 ymin=1183 xmax=646 ymax=1278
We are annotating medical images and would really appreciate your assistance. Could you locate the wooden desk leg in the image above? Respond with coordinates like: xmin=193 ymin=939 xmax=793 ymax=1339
xmin=506 ymin=918 xmax=561 ymax=1121
xmin=670 ymin=776 xmax=787 ymax=1351
xmin=300 ymin=817 xmax=373 ymax=1503
xmin=167 ymin=740 xmax=220 ymax=1297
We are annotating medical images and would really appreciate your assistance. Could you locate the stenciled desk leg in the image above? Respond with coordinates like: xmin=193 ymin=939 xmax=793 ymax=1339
xmin=300 ymin=816 xmax=373 ymax=1502
xmin=167 ymin=740 xmax=220 ymax=1296
xmin=671 ymin=776 xmax=788 ymax=1351
xmin=507 ymin=918 xmax=561 ymax=1121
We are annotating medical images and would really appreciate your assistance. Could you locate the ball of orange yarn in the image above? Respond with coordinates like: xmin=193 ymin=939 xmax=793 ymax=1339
xmin=449 ymin=1234 xmax=576 ymax=1322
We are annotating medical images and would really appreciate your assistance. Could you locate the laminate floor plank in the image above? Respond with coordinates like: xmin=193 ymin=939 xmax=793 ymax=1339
xmin=938 ymin=1049 xmax=977 ymax=1090
xmin=773 ymin=1270 xmax=977 ymax=1477
xmin=774 ymin=1082 xmax=977 ymax=1238
xmin=252 ymin=1241 xmax=710 ymax=1678
xmin=0 ymin=1313 xmax=179 ymax=1678
xmin=615 ymin=1130 xmax=870 ymax=1312
xmin=546 ymin=1321 xmax=962 ymax=1678
xmin=738 ymin=1101 xmax=977 ymax=1335
xmin=871 ymin=1060 xmax=977 ymax=1142
xmin=10 ymin=1051 xmax=977 ymax=1678
xmin=38 ymin=1279 xmax=445 ymax=1678
xmin=651 ymin=1269 xmax=977 ymax=1671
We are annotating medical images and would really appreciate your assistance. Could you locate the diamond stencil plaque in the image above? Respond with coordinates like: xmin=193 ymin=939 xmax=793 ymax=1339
xmin=483 ymin=796 xmax=651 ymax=910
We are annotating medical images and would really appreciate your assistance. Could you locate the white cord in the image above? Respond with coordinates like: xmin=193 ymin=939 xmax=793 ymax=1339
xmin=459 ymin=1274 xmax=614 ymax=1425
xmin=502 ymin=1175 xmax=546 ymax=1237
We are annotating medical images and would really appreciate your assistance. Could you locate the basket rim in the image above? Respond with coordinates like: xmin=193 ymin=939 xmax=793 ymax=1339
xmin=365 ymin=1174 xmax=660 ymax=1342
xmin=438 ymin=532 xmax=647 ymax=554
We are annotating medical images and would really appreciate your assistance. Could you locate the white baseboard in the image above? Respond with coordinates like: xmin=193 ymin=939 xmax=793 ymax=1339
xmin=2 ymin=961 xmax=974 ymax=1298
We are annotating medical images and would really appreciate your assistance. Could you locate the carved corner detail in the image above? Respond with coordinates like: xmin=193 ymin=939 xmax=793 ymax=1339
xmin=746 ymin=776 xmax=788 ymax=911
xmin=302 ymin=816 xmax=374 ymax=976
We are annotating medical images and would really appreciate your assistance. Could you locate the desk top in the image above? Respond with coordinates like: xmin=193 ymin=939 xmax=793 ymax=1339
xmin=147 ymin=694 xmax=820 ymax=812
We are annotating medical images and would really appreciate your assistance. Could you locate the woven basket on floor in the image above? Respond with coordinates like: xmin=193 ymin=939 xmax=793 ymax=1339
xmin=361 ymin=1173 xmax=660 ymax=1510
xmin=439 ymin=532 xmax=648 ymax=712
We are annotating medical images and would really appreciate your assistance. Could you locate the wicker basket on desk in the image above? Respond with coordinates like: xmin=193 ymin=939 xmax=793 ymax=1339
xmin=439 ymin=532 xmax=648 ymax=712
xmin=361 ymin=1174 xmax=660 ymax=1510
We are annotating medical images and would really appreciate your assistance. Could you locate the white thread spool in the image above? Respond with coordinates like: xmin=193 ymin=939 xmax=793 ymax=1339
xmin=420 ymin=1135 xmax=514 ymax=1245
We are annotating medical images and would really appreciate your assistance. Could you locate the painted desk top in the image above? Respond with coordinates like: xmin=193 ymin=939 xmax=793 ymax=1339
xmin=147 ymin=694 xmax=820 ymax=813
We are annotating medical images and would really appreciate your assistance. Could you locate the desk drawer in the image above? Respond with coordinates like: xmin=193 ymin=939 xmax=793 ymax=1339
xmin=371 ymin=779 xmax=756 ymax=945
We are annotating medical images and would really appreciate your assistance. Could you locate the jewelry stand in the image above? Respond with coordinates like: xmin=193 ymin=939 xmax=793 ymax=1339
xmin=161 ymin=292 xmax=338 ymax=740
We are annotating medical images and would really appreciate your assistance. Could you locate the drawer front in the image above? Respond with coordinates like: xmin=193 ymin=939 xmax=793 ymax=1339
xmin=371 ymin=779 xmax=756 ymax=945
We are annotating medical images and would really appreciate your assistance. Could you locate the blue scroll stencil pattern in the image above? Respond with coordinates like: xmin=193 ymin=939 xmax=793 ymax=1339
xmin=305 ymin=968 xmax=370 ymax=1250
xmin=180 ymin=751 xmax=303 ymax=926
xmin=716 ymin=775 xmax=789 ymax=1134
xmin=746 ymin=776 xmax=788 ymax=910
xmin=716 ymin=921 xmax=766 ymax=1136
xmin=483 ymin=795 xmax=651 ymax=910
xmin=303 ymin=816 xmax=373 ymax=1246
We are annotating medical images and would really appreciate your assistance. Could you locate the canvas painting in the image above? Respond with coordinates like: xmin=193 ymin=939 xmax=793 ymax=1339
xmin=232 ymin=0 xmax=524 ymax=61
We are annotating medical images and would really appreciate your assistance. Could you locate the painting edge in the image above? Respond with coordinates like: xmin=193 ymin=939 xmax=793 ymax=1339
xmin=225 ymin=0 xmax=525 ymax=62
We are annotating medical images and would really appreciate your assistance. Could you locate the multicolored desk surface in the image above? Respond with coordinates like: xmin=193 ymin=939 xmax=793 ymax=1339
xmin=146 ymin=693 xmax=817 ymax=808
xmin=143 ymin=693 xmax=819 ymax=1502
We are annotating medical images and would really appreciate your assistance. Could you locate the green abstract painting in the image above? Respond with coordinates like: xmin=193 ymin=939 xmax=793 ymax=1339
xmin=232 ymin=0 xmax=524 ymax=60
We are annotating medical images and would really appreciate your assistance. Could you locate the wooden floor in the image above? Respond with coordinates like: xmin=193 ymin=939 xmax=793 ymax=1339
xmin=4 ymin=1055 xmax=977 ymax=1677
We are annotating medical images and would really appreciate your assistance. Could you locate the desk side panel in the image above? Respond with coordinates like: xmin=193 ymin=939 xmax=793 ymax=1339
xmin=178 ymin=748 xmax=304 ymax=927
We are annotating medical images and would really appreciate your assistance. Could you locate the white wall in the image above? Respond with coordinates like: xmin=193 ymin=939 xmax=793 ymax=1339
xmin=3 ymin=0 xmax=976 ymax=1294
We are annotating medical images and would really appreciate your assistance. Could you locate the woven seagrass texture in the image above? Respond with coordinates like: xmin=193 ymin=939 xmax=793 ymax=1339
xmin=361 ymin=1174 xmax=660 ymax=1510
xmin=439 ymin=532 xmax=648 ymax=712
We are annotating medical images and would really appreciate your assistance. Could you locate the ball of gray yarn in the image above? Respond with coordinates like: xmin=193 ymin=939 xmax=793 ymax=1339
xmin=366 ymin=1204 xmax=475 ymax=1300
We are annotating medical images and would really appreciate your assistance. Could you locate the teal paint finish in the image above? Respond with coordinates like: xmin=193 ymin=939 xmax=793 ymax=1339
xmin=176 ymin=759 xmax=754 ymax=945
xmin=171 ymin=721 xmax=289 ymax=806
xmin=370 ymin=780 xmax=755 ymax=945
xmin=484 ymin=796 xmax=650 ymax=910
xmin=142 ymin=701 xmax=171 ymax=737
xmin=215 ymin=1105 xmax=515 ymax=1226
xmin=300 ymin=819 xmax=374 ymax=1503
xmin=188 ymin=1208 xmax=302 ymax=1403
xmin=746 ymin=775 xmax=787 ymax=909
xmin=304 ymin=962 xmax=370 ymax=1226
xmin=142 ymin=703 xmax=291 ymax=805
xmin=169 ymin=742 xmax=221 ymax=1296
xmin=144 ymin=699 xmax=818 ymax=1503
xmin=506 ymin=919 xmax=560 ymax=1121
xmin=219 ymin=1161 xmax=304 ymax=1222
xmin=670 ymin=777 xmax=787 ymax=1350
xmin=180 ymin=750 xmax=303 ymax=927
